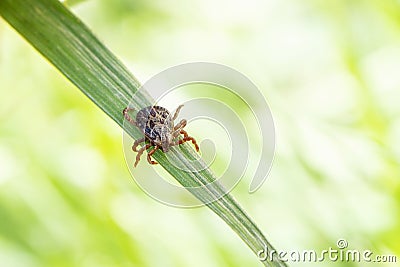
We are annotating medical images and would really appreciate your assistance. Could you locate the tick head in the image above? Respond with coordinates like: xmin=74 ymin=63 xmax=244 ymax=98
xmin=161 ymin=134 xmax=171 ymax=152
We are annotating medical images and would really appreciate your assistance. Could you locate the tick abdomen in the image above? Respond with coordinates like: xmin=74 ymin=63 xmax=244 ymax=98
xmin=136 ymin=106 xmax=173 ymax=142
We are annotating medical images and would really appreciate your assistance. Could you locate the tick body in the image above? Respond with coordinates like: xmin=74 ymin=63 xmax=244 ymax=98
xmin=123 ymin=105 xmax=199 ymax=167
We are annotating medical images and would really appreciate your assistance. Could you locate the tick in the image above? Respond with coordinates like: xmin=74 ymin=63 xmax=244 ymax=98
xmin=123 ymin=105 xmax=199 ymax=167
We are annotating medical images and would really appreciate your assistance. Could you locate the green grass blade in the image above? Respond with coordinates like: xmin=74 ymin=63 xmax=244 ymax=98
xmin=0 ymin=0 xmax=287 ymax=266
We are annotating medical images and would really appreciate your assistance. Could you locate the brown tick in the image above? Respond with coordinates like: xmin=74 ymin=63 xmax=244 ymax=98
xmin=123 ymin=105 xmax=199 ymax=167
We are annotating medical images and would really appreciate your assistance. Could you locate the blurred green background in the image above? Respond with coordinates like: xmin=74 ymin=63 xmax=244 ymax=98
xmin=0 ymin=0 xmax=399 ymax=266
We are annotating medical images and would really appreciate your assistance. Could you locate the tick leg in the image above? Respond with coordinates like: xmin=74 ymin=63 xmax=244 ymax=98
xmin=132 ymin=137 xmax=145 ymax=152
xmin=172 ymin=119 xmax=199 ymax=152
xmin=134 ymin=143 xmax=151 ymax=167
xmin=171 ymin=105 xmax=184 ymax=121
xmin=177 ymin=129 xmax=188 ymax=138
xmin=123 ymin=107 xmax=137 ymax=126
xmin=173 ymin=119 xmax=187 ymax=131
xmin=171 ymin=133 xmax=199 ymax=152
xmin=147 ymin=145 xmax=159 ymax=165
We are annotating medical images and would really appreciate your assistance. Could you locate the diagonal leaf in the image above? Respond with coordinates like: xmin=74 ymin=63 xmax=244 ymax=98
xmin=0 ymin=0 xmax=287 ymax=266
